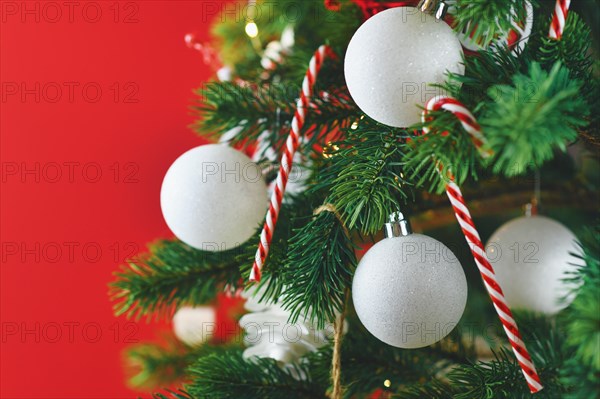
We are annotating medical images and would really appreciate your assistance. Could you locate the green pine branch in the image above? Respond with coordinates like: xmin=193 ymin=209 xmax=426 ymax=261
xmin=314 ymin=117 xmax=412 ymax=235
xmin=482 ymin=62 xmax=589 ymax=176
xmin=212 ymin=0 xmax=361 ymax=80
xmin=451 ymin=0 xmax=524 ymax=48
xmin=529 ymin=10 xmax=599 ymax=139
xmin=560 ymin=225 xmax=600 ymax=398
xmin=110 ymin=239 xmax=249 ymax=320
xmin=307 ymin=322 xmax=470 ymax=398
xmin=110 ymin=185 xmax=312 ymax=322
xmin=448 ymin=350 xmax=567 ymax=399
xmin=185 ymin=350 xmax=328 ymax=399
xmin=237 ymin=198 xmax=319 ymax=306
xmin=531 ymin=12 xmax=594 ymax=82
xmin=400 ymin=380 xmax=454 ymax=399
xmin=126 ymin=339 xmax=229 ymax=390
xmin=151 ymin=389 xmax=193 ymax=399
xmin=280 ymin=210 xmax=357 ymax=329
xmin=406 ymin=110 xmax=483 ymax=193
xmin=444 ymin=46 xmax=527 ymax=108
xmin=193 ymin=78 xmax=356 ymax=157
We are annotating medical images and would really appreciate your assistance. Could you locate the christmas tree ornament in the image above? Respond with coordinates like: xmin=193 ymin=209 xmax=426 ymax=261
xmin=239 ymin=286 xmax=340 ymax=380
xmin=261 ymin=25 xmax=295 ymax=70
xmin=352 ymin=212 xmax=468 ymax=349
xmin=344 ymin=7 xmax=464 ymax=128
xmin=250 ymin=44 xmax=334 ymax=282
xmin=486 ymin=214 xmax=581 ymax=315
xmin=218 ymin=126 xmax=244 ymax=145
xmin=421 ymin=95 xmax=543 ymax=392
xmin=173 ymin=306 xmax=216 ymax=347
xmin=160 ymin=144 xmax=267 ymax=251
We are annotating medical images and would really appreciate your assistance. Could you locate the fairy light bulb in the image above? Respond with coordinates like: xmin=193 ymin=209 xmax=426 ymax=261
xmin=245 ymin=21 xmax=259 ymax=38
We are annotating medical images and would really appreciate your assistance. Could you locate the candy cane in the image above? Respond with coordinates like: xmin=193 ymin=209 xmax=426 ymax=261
xmin=422 ymin=95 xmax=543 ymax=394
xmin=250 ymin=45 xmax=332 ymax=282
xmin=422 ymin=95 xmax=493 ymax=159
xmin=549 ymin=0 xmax=571 ymax=40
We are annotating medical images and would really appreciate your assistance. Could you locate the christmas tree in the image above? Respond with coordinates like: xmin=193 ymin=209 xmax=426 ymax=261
xmin=110 ymin=1 xmax=599 ymax=398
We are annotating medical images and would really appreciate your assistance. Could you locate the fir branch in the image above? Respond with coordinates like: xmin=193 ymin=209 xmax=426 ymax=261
xmin=561 ymin=354 xmax=600 ymax=399
xmin=565 ymin=225 xmax=600 ymax=295
xmin=400 ymin=380 xmax=454 ymax=399
xmin=563 ymin=288 xmax=600 ymax=371
xmin=449 ymin=314 xmax=569 ymax=399
xmin=529 ymin=10 xmax=599 ymax=139
xmin=238 ymin=199 xmax=318 ymax=306
xmin=444 ymin=46 xmax=527 ymax=108
xmin=110 ymin=239 xmax=249 ymax=320
xmin=308 ymin=322 xmax=468 ymax=398
xmin=211 ymin=0 xmax=306 ymax=80
xmin=451 ymin=0 xmax=523 ymax=48
xmin=448 ymin=349 xmax=567 ymax=399
xmin=558 ymin=226 xmax=600 ymax=397
xmin=315 ymin=117 xmax=412 ymax=235
xmin=126 ymin=339 xmax=225 ymax=390
xmin=531 ymin=12 xmax=594 ymax=82
xmin=211 ymin=0 xmax=361 ymax=81
xmin=280 ymin=210 xmax=357 ymax=329
xmin=482 ymin=62 xmax=589 ymax=176
xmin=185 ymin=350 xmax=328 ymax=399
xmin=193 ymin=81 xmax=290 ymax=143
xmin=405 ymin=110 xmax=483 ymax=193
xmin=151 ymin=389 xmax=193 ymax=399
xmin=193 ymin=78 xmax=356 ymax=156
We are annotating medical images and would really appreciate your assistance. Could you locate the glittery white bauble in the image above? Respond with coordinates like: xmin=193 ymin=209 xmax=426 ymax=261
xmin=160 ymin=144 xmax=267 ymax=251
xmin=173 ymin=306 xmax=216 ymax=346
xmin=344 ymin=7 xmax=464 ymax=128
xmin=239 ymin=285 xmax=342 ymax=380
xmin=486 ymin=215 xmax=582 ymax=315
xmin=352 ymin=234 xmax=467 ymax=349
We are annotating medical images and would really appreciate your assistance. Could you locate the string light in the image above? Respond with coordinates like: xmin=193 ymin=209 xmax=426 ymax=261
xmin=245 ymin=21 xmax=259 ymax=38
xmin=384 ymin=379 xmax=391 ymax=388
xmin=323 ymin=142 xmax=340 ymax=158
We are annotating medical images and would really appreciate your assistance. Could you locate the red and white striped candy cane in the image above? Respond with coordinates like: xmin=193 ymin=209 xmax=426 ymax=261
xmin=250 ymin=45 xmax=332 ymax=282
xmin=422 ymin=95 xmax=543 ymax=393
xmin=422 ymin=95 xmax=493 ymax=159
xmin=549 ymin=0 xmax=571 ymax=40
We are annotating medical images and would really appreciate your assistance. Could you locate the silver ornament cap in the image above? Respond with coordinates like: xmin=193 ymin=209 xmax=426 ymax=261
xmin=384 ymin=211 xmax=412 ymax=238
xmin=417 ymin=0 xmax=449 ymax=20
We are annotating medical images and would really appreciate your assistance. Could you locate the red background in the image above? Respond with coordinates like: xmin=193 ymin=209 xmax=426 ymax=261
xmin=1 ymin=1 xmax=223 ymax=397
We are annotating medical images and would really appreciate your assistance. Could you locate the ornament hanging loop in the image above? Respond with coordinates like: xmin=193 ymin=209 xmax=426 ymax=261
xmin=525 ymin=169 xmax=541 ymax=216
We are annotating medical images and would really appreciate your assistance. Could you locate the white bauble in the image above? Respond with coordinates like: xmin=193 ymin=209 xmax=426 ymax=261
xmin=344 ymin=7 xmax=464 ymax=128
xmin=486 ymin=215 xmax=582 ymax=314
xmin=239 ymin=285 xmax=340 ymax=380
xmin=161 ymin=144 xmax=267 ymax=251
xmin=173 ymin=306 xmax=216 ymax=346
xmin=352 ymin=234 xmax=467 ymax=349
